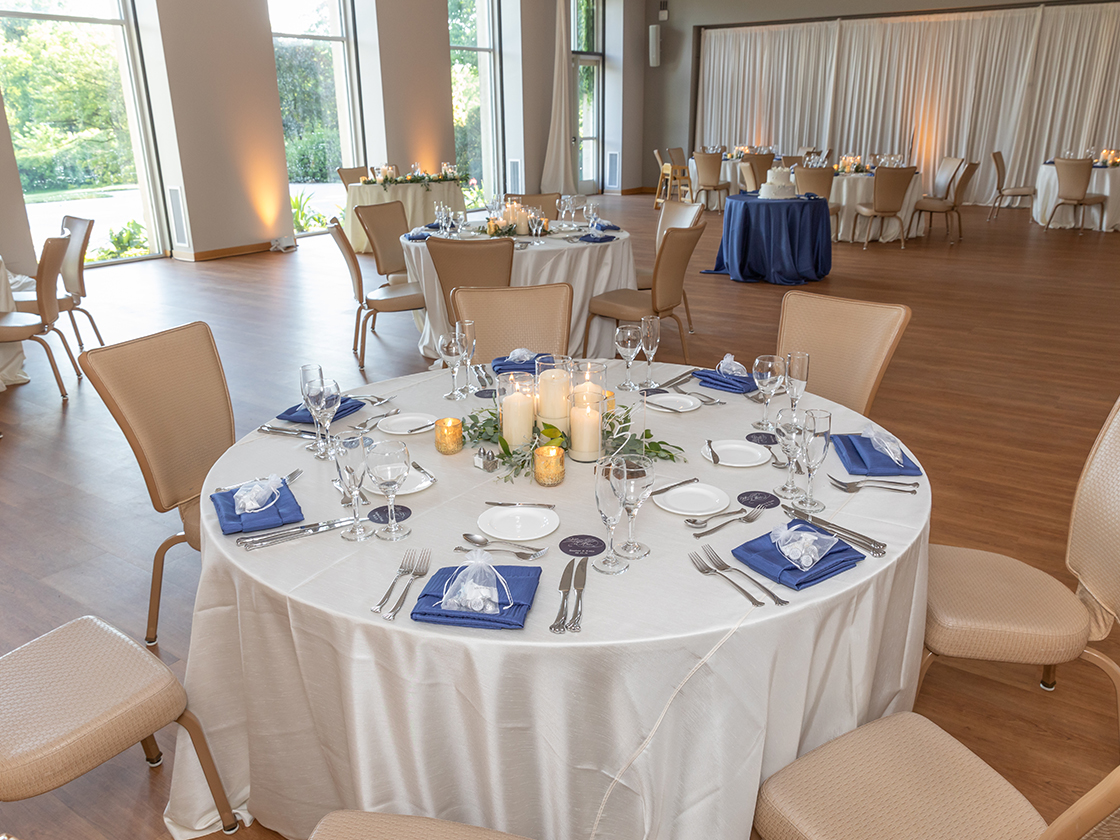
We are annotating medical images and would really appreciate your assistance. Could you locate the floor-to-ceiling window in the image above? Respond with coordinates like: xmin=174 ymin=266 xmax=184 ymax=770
xmin=268 ymin=0 xmax=360 ymax=234
xmin=449 ymin=0 xmax=500 ymax=209
xmin=572 ymin=0 xmax=601 ymax=188
xmin=0 ymin=0 xmax=160 ymax=262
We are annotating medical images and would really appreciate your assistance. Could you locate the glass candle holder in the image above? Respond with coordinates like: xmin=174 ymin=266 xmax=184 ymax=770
xmin=536 ymin=355 xmax=572 ymax=436
xmin=534 ymin=445 xmax=565 ymax=486
xmin=434 ymin=417 xmax=463 ymax=454
xmin=568 ymin=392 xmax=605 ymax=463
xmin=498 ymin=372 xmax=535 ymax=449
xmin=572 ymin=360 xmax=607 ymax=404
xmin=604 ymin=389 xmax=616 ymax=411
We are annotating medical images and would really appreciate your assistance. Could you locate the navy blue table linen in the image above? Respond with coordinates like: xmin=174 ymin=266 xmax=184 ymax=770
xmin=411 ymin=565 xmax=542 ymax=629
xmin=732 ymin=520 xmax=864 ymax=589
xmin=579 ymin=233 xmax=616 ymax=243
xmin=832 ymin=434 xmax=923 ymax=476
xmin=691 ymin=369 xmax=757 ymax=393
xmin=492 ymin=353 xmax=552 ymax=375
xmin=211 ymin=480 xmax=305 ymax=535
xmin=277 ymin=396 xmax=363 ymax=424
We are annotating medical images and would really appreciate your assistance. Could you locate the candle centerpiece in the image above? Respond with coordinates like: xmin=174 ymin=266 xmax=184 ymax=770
xmin=535 ymin=355 xmax=572 ymax=436
xmin=498 ymin=372 xmax=535 ymax=449
xmin=568 ymin=391 xmax=604 ymax=463
xmin=434 ymin=418 xmax=463 ymax=454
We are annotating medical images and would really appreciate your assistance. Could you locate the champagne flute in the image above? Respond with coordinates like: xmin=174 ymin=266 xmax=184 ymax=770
xmin=614 ymin=324 xmax=642 ymax=391
xmin=774 ymin=407 xmax=806 ymax=500
xmin=455 ymin=320 xmax=476 ymax=396
xmin=639 ymin=316 xmax=661 ymax=388
xmin=794 ymin=409 xmax=831 ymax=514
xmin=455 ymin=210 xmax=467 ymax=239
xmin=610 ymin=454 xmax=655 ymax=561
xmin=786 ymin=351 xmax=810 ymax=412
xmin=299 ymin=364 xmax=325 ymax=455
xmin=592 ymin=457 xmax=627 ymax=575
xmin=307 ymin=378 xmax=342 ymax=460
xmin=752 ymin=355 xmax=786 ymax=431
xmin=368 ymin=439 xmax=411 ymax=541
xmin=437 ymin=333 xmax=466 ymax=400
xmin=335 ymin=433 xmax=374 ymax=541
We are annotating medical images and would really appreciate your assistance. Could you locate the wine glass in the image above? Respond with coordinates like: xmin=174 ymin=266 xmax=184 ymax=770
xmin=306 ymin=378 xmax=342 ymax=460
xmin=583 ymin=201 xmax=598 ymax=228
xmin=437 ymin=333 xmax=466 ymax=400
xmin=774 ymin=407 xmax=806 ymax=500
xmin=592 ymin=457 xmax=627 ymax=575
xmin=614 ymin=324 xmax=642 ymax=391
xmin=528 ymin=209 xmax=544 ymax=244
xmin=794 ymin=409 xmax=831 ymax=514
xmin=610 ymin=454 xmax=655 ymax=561
xmin=639 ymin=315 xmax=660 ymax=388
xmin=299 ymin=364 xmax=325 ymax=455
xmin=455 ymin=320 xmax=476 ymax=396
xmin=368 ymin=439 xmax=411 ymax=541
xmin=335 ymin=433 xmax=375 ymax=541
xmin=786 ymin=351 xmax=809 ymax=412
xmin=454 ymin=210 xmax=467 ymax=239
xmin=752 ymin=355 xmax=786 ymax=431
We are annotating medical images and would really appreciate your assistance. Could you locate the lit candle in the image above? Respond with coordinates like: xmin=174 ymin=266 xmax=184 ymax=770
xmin=568 ymin=395 xmax=602 ymax=462
xmin=533 ymin=445 xmax=565 ymax=486
xmin=501 ymin=391 xmax=534 ymax=448
xmin=434 ymin=418 xmax=463 ymax=455
xmin=537 ymin=369 xmax=570 ymax=419
xmin=515 ymin=209 xmax=529 ymax=236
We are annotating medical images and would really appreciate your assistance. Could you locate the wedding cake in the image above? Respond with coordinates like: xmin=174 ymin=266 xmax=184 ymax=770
xmin=758 ymin=167 xmax=797 ymax=200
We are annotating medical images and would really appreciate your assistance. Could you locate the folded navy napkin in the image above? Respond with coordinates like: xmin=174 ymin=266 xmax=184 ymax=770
xmin=407 ymin=231 xmax=431 ymax=241
xmin=491 ymin=353 xmax=551 ymax=375
xmin=593 ymin=222 xmax=621 ymax=231
xmin=276 ymin=396 xmax=364 ymax=424
xmin=210 ymin=480 xmax=304 ymax=536
xmin=732 ymin=520 xmax=864 ymax=590
xmin=579 ymin=233 xmax=616 ymax=243
xmin=425 ymin=222 xmax=440 ymax=229
xmin=411 ymin=565 xmax=542 ymax=629
xmin=691 ymin=368 xmax=757 ymax=393
xmin=832 ymin=434 xmax=922 ymax=477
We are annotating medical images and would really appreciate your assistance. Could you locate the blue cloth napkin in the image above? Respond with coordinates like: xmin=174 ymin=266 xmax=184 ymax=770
xmin=832 ymin=434 xmax=922 ymax=477
xmin=579 ymin=233 xmax=616 ymax=243
xmin=411 ymin=565 xmax=542 ymax=629
xmin=276 ymin=396 xmax=364 ymax=424
xmin=491 ymin=353 xmax=551 ymax=375
xmin=210 ymin=480 xmax=304 ymax=536
xmin=407 ymin=231 xmax=431 ymax=241
xmin=691 ymin=368 xmax=757 ymax=393
xmin=732 ymin=520 xmax=864 ymax=590
xmin=593 ymin=222 xmax=621 ymax=231
xmin=425 ymin=222 xmax=440 ymax=229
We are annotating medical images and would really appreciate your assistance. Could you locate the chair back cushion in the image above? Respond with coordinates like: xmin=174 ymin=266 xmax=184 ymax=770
xmin=504 ymin=194 xmax=561 ymax=220
xmin=79 ymin=322 xmax=235 ymax=513
xmin=743 ymin=154 xmax=775 ymax=187
xmin=794 ymin=167 xmax=835 ymax=199
xmin=60 ymin=216 xmax=93 ymax=298
xmin=656 ymin=200 xmax=704 ymax=250
xmin=776 ymin=290 xmax=911 ymax=415
xmin=336 ymin=166 xmax=367 ymax=187
xmin=932 ymin=156 xmax=964 ymax=198
xmin=872 ymin=166 xmax=917 ymax=213
xmin=451 ymin=283 xmax=572 ymax=362
xmin=782 ymin=155 xmax=804 ymax=169
xmin=427 ymin=237 xmax=515 ymax=322
xmin=991 ymin=150 xmax=1007 ymax=191
xmin=651 ymin=222 xmax=706 ymax=314
xmin=354 ymin=201 xmax=409 ymax=277
xmin=34 ymin=236 xmax=69 ymax=325
xmin=694 ymin=152 xmax=723 ymax=186
xmin=950 ymin=162 xmax=979 ymax=208
xmin=667 ymin=147 xmax=688 ymax=167
xmin=1054 ymin=158 xmax=1093 ymax=202
xmin=328 ymin=218 xmax=364 ymax=302
xmin=738 ymin=161 xmax=759 ymax=192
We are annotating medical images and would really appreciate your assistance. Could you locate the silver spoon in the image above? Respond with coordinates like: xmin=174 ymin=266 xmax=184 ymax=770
xmin=463 ymin=532 xmax=545 ymax=553
xmin=684 ymin=507 xmax=747 ymax=529
xmin=454 ymin=545 xmax=545 ymax=561
xmin=349 ymin=408 xmax=400 ymax=430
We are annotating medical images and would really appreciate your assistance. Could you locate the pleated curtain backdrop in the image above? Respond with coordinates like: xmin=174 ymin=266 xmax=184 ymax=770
xmin=695 ymin=2 xmax=1120 ymax=204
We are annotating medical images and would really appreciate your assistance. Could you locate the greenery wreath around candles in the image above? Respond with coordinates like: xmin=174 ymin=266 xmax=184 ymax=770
xmin=359 ymin=173 xmax=466 ymax=191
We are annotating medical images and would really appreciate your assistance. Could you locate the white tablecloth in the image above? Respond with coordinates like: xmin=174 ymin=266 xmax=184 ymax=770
xmin=165 ymin=361 xmax=930 ymax=840
xmin=688 ymin=159 xmax=742 ymax=210
xmin=403 ymin=232 xmax=637 ymax=360
xmin=830 ymin=172 xmax=925 ymax=242
xmin=0 ymin=257 xmax=29 ymax=391
xmin=343 ymin=182 xmax=468 ymax=253
xmin=1033 ymin=163 xmax=1120 ymax=231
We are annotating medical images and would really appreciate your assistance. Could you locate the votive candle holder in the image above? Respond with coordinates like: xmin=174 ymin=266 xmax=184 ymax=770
xmin=534 ymin=445 xmax=565 ymax=486
xmin=435 ymin=417 xmax=463 ymax=454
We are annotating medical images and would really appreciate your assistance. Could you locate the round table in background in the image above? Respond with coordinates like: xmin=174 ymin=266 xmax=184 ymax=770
xmin=1033 ymin=163 xmax=1120 ymax=231
xmin=343 ymin=181 xmax=468 ymax=253
xmin=707 ymin=193 xmax=832 ymax=285
xmin=830 ymin=172 xmax=925 ymax=242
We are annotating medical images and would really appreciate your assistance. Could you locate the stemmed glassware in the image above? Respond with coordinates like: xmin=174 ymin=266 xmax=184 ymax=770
xmin=614 ymin=324 xmax=642 ymax=391
xmin=454 ymin=210 xmax=467 ymax=238
xmin=438 ymin=333 xmax=466 ymax=400
xmin=583 ymin=201 xmax=598 ymax=229
xmin=528 ymin=209 xmax=544 ymax=244
xmin=786 ymin=351 xmax=810 ymax=413
xmin=455 ymin=320 xmax=476 ymax=397
xmin=592 ymin=457 xmax=627 ymax=575
xmin=752 ymin=355 xmax=786 ymax=431
xmin=794 ymin=409 xmax=831 ymax=514
xmin=368 ymin=440 xmax=411 ymax=541
xmin=300 ymin=364 xmax=325 ymax=455
xmin=335 ymin=433 xmax=375 ymax=541
xmin=306 ymin=378 xmax=342 ymax=460
xmin=610 ymin=454 xmax=656 ymax=561
xmin=639 ymin=315 xmax=661 ymax=388
xmin=773 ymin=407 xmax=806 ymax=500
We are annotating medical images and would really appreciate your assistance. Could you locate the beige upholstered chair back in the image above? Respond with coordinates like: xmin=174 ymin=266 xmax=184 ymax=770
xmin=656 ymin=200 xmax=704 ymax=250
xmin=950 ymin=162 xmax=979 ymax=207
xmin=797 ymin=145 xmax=818 ymax=156
xmin=34 ymin=236 xmax=69 ymax=326
xmin=451 ymin=283 xmax=573 ymax=362
xmin=354 ymin=201 xmax=409 ymax=277
xmin=782 ymin=155 xmax=804 ymax=169
xmin=738 ymin=161 xmax=759 ymax=192
xmin=743 ymin=153 xmax=775 ymax=187
xmin=426 ymin=237 xmax=515 ymax=321
xmin=503 ymin=193 xmax=561 ymax=220
xmin=667 ymin=147 xmax=687 ymax=167
xmin=336 ymin=166 xmax=367 ymax=187
xmin=794 ymin=167 xmax=835 ymax=199
xmin=694 ymin=152 xmax=723 ymax=186
xmin=992 ymin=151 xmax=1008 ymax=192
xmin=872 ymin=166 xmax=917 ymax=213
xmin=59 ymin=216 xmax=93 ymax=298
xmin=1054 ymin=158 xmax=1093 ymax=202
xmin=328 ymin=218 xmax=364 ymax=303
xmin=776 ymin=291 xmax=911 ymax=415
xmin=652 ymin=222 xmax=706 ymax=314
xmin=79 ymin=322 xmax=235 ymax=514
xmin=931 ymin=156 xmax=964 ymax=198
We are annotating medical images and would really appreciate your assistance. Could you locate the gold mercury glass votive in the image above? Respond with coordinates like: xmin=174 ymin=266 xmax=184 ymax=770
xmin=435 ymin=417 xmax=464 ymax=454
xmin=534 ymin=445 xmax=565 ymax=486
xmin=604 ymin=390 xmax=616 ymax=411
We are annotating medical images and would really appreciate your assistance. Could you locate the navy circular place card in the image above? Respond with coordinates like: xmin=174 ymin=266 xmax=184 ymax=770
xmin=737 ymin=491 xmax=780 ymax=510
xmin=558 ymin=535 xmax=607 ymax=557
xmin=639 ymin=388 xmax=668 ymax=396
xmin=745 ymin=432 xmax=778 ymax=446
xmin=473 ymin=389 xmax=496 ymax=399
xmin=368 ymin=505 xmax=412 ymax=524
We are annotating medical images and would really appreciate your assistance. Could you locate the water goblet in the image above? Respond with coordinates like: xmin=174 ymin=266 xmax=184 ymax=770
xmin=774 ymin=407 xmax=807 ymax=500
xmin=555 ymin=197 xmax=566 ymax=228
xmin=299 ymin=364 xmax=325 ymax=455
xmin=786 ymin=350 xmax=810 ymax=412
xmin=529 ymin=210 xmax=544 ymax=244
xmin=752 ymin=354 xmax=786 ymax=431
xmin=454 ymin=210 xmax=467 ymax=239
xmin=639 ymin=315 xmax=661 ymax=388
xmin=368 ymin=439 xmax=411 ymax=541
xmin=614 ymin=324 xmax=642 ymax=391
xmin=437 ymin=333 xmax=466 ymax=400
xmin=455 ymin=320 xmax=476 ymax=396
xmin=583 ymin=201 xmax=598 ymax=228
xmin=793 ymin=409 xmax=831 ymax=514
xmin=306 ymin=378 xmax=342 ymax=460
xmin=609 ymin=454 xmax=655 ymax=561
xmin=592 ymin=457 xmax=627 ymax=575
xmin=335 ymin=432 xmax=375 ymax=541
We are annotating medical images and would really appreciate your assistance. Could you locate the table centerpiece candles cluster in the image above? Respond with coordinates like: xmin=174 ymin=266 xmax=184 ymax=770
xmin=533 ymin=445 xmax=565 ymax=486
xmin=835 ymin=155 xmax=868 ymax=174
xmin=535 ymin=356 xmax=572 ymax=436
xmin=500 ymin=202 xmax=531 ymax=235
xmin=498 ymin=372 xmax=535 ymax=448
xmin=568 ymin=391 xmax=605 ymax=463
xmin=435 ymin=417 xmax=464 ymax=454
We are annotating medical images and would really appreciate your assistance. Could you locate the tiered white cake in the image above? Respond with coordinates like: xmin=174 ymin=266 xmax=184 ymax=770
xmin=758 ymin=167 xmax=797 ymax=200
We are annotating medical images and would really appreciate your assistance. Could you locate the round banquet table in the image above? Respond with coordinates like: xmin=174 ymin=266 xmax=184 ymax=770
xmin=402 ymin=231 xmax=637 ymax=361
xmin=707 ymin=193 xmax=832 ymax=285
xmin=342 ymin=181 xmax=468 ymax=253
xmin=1032 ymin=162 xmax=1120 ymax=231
xmin=829 ymin=171 xmax=925 ymax=242
xmin=165 ymin=361 xmax=930 ymax=840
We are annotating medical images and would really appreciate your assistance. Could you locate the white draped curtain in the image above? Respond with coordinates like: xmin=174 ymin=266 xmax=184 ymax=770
xmin=695 ymin=3 xmax=1120 ymax=203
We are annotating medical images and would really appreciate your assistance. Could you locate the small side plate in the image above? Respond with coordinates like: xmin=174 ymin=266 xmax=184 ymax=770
xmin=652 ymin=483 xmax=730 ymax=516
xmin=477 ymin=507 xmax=561 ymax=541
xmin=378 ymin=412 xmax=438 ymax=435
xmin=646 ymin=394 xmax=702 ymax=413
xmin=701 ymin=439 xmax=770 ymax=468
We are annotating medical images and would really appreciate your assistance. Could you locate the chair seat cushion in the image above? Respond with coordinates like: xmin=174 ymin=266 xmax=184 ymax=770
xmin=926 ymin=545 xmax=1090 ymax=664
xmin=1082 ymin=193 xmax=1107 ymax=205
xmin=827 ymin=202 xmax=840 ymax=216
xmin=0 ymin=311 xmax=45 ymax=339
xmin=0 ymin=616 xmax=187 ymax=801
xmin=635 ymin=266 xmax=653 ymax=291
xmin=754 ymin=712 xmax=1047 ymax=840
xmin=588 ymin=288 xmax=654 ymax=322
xmin=309 ymin=810 xmax=533 ymax=840
xmin=1000 ymin=186 xmax=1035 ymax=197
xmin=854 ymin=203 xmax=895 ymax=217
xmin=13 ymin=291 xmax=74 ymax=314
xmin=914 ymin=197 xmax=953 ymax=212
xmin=367 ymin=282 xmax=425 ymax=313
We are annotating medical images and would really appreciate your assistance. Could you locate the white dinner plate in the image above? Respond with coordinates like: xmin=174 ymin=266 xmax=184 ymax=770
xmin=701 ymin=439 xmax=770 ymax=468
xmin=646 ymin=394 xmax=702 ymax=413
xmin=477 ymin=507 xmax=561 ymax=541
xmin=652 ymin=483 xmax=730 ymax=516
xmin=370 ymin=470 xmax=434 ymax=497
xmin=378 ymin=412 xmax=437 ymax=435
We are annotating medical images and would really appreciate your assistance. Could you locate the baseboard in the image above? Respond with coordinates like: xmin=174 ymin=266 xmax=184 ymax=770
xmin=171 ymin=241 xmax=273 ymax=262
xmin=623 ymin=187 xmax=656 ymax=195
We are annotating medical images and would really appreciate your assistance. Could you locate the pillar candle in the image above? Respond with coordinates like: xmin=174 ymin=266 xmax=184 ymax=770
xmin=501 ymin=391 xmax=534 ymax=448
xmin=569 ymin=401 xmax=601 ymax=462
xmin=537 ymin=369 xmax=570 ymax=418
xmin=515 ymin=210 xmax=529 ymax=236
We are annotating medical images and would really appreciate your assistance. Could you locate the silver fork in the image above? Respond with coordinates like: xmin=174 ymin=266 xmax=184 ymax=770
xmin=671 ymin=384 xmax=725 ymax=405
xmin=693 ymin=505 xmax=767 ymax=538
xmin=828 ymin=474 xmax=919 ymax=494
xmin=372 ymin=551 xmax=415 ymax=613
xmin=688 ymin=552 xmax=764 ymax=606
xmin=701 ymin=545 xmax=788 ymax=606
xmin=384 ymin=549 xmax=431 ymax=621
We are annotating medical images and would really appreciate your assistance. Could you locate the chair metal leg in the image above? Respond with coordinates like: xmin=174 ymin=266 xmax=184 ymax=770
xmin=74 ymin=306 xmax=104 ymax=346
xmin=176 ymin=709 xmax=239 ymax=834
xmin=681 ymin=289 xmax=695 ymax=334
xmin=917 ymin=646 xmax=937 ymax=696
xmin=669 ymin=312 xmax=691 ymax=365
xmin=1078 ymin=203 xmax=1085 ymax=235
xmin=353 ymin=305 xmax=364 ymax=354
xmin=148 ymin=532 xmax=187 ymax=645
xmin=1044 ymin=199 xmax=1066 ymax=231
xmin=862 ymin=216 xmax=872 ymax=250
xmin=141 ymin=734 xmax=163 ymax=766
xmin=1041 ymin=663 xmax=1057 ymax=691
xmin=358 ymin=309 xmax=377 ymax=371
xmin=897 ymin=215 xmax=907 ymax=250
xmin=67 ymin=310 xmax=85 ymax=350
xmin=49 ymin=326 xmax=82 ymax=379
xmin=1081 ymin=647 xmax=1120 ymax=756
xmin=28 ymin=335 xmax=68 ymax=399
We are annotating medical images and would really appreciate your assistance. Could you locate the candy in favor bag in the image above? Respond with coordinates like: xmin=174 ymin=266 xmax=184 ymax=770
xmin=438 ymin=549 xmax=513 ymax=614
xmin=505 ymin=348 xmax=536 ymax=362
xmin=861 ymin=422 xmax=904 ymax=465
xmin=716 ymin=354 xmax=748 ymax=377
xmin=233 ymin=474 xmax=282 ymax=514
xmin=770 ymin=522 xmax=838 ymax=571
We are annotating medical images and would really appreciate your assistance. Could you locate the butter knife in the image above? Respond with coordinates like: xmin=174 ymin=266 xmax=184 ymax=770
xmin=780 ymin=505 xmax=887 ymax=550
xmin=241 ymin=518 xmax=355 ymax=550
xmin=650 ymin=477 xmax=699 ymax=497
xmin=236 ymin=516 xmax=351 ymax=545
xmin=549 ymin=559 xmax=576 ymax=634
xmin=258 ymin=425 xmax=317 ymax=440
xmin=411 ymin=461 xmax=438 ymax=484
xmin=406 ymin=421 xmax=436 ymax=434
xmin=485 ymin=502 xmax=557 ymax=509
xmin=660 ymin=369 xmax=700 ymax=390
xmin=780 ymin=506 xmax=887 ymax=557
xmin=566 ymin=558 xmax=588 ymax=632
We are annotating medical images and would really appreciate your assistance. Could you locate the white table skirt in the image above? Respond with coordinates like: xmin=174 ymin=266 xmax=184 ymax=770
xmin=688 ymin=159 xmax=742 ymax=210
xmin=165 ymin=361 xmax=930 ymax=840
xmin=0 ymin=257 xmax=29 ymax=390
xmin=831 ymin=173 xmax=925 ymax=242
xmin=343 ymin=182 xmax=468 ymax=253
xmin=403 ymin=232 xmax=637 ymax=360
xmin=1032 ymin=163 xmax=1120 ymax=231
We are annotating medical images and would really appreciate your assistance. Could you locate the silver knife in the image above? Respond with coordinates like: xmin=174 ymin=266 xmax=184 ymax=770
xmin=236 ymin=517 xmax=351 ymax=545
xmin=258 ymin=425 xmax=317 ymax=440
xmin=411 ymin=461 xmax=438 ymax=484
xmin=780 ymin=506 xmax=887 ymax=557
xmin=650 ymin=477 xmax=699 ymax=497
xmin=660 ymin=369 xmax=700 ymax=390
xmin=241 ymin=518 xmax=355 ymax=550
xmin=406 ymin=421 xmax=436 ymax=434
xmin=566 ymin=558 xmax=588 ymax=632
xmin=485 ymin=502 xmax=557 ymax=509
xmin=549 ymin=559 xmax=576 ymax=634
xmin=781 ymin=505 xmax=887 ymax=550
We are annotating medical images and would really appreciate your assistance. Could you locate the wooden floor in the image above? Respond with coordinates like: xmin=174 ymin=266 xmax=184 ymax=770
xmin=1 ymin=195 xmax=1118 ymax=839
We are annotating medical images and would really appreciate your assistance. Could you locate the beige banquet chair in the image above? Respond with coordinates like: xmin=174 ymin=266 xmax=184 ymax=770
xmin=0 ymin=615 xmax=239 ymax=834
xmin=775 ymin=290 xmax=911 ymax=416
xmin=503 ymin=193 xmax=561 ymax=220
xmin=853 ymin=166 xmax=917 ymax=249
xmin=781 ymin=155 xmax=804 ymax=170
xmin=309 ymin=811 xmax=533 ymax=840
xmin=336 ymin=166 xmax=368 ymax=187
xmin=1045 ymin=158 xmax=1107 ymax=234
xmin=693 ymin=151 xmax=731 ymax=211
xmin=328 ymin=217 xmax=425 ymax=370
xmin=752 ymin=710 xmax=1120 ymax=840
xmin=353 ymin=201 xmax=412 ymax=287
xmin=0 ymin=234 xmax=80 ymax=399
xmin=582 ymin=222 xmax=706 ymax=364
xmin=451 ymin=283 xmax=572 ymax=362
xmin=653 ymin=149 xmax=673 ymax=208
xmin=635 ymin=199 xmax=704 ymax=332
xmin=79 ymin=322 xmax=235 ymax=646
xmin=988 ymin=150 xmax=1036 ymax=221
xmin=918 ymin=392 xmax=1120 ymax=747
xmin=741 ymin=153 xmax=775 ymax=190
xmin=907 ymin=161 xmax=978 ymax=244
xmin=666 ymin=147 xmax=694 ymax=203
xmin=927 ymin=155 xmax=964 ymax=200
xmin=793 ymin=167 xmax=840 ymax=240
xmin=426 ymin=236 xmax=515 ymax=322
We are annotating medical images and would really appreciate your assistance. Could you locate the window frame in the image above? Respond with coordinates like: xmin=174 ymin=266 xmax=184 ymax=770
xmin=570 ymin=0 xmax=604 ymax=189
xmin=449 ymin=0 xmax=505 ymax=205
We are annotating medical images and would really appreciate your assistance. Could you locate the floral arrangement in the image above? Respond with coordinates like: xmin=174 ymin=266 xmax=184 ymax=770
xmin=835 ymin=162 xmax=870 ymax=174
xmin=480 ymin=217 xmax=552 ymax=237
xmin=359 ymin=172 xmax=465 ymax=191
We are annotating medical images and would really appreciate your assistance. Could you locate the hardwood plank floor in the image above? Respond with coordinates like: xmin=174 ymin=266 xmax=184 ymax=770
xmin=1 ymin=196 xmax=1118 ymax=838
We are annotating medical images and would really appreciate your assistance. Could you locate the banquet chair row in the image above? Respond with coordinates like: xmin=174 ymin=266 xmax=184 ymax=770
xmin=337 ymin=164 xmax=399 ymax=186
xmin=635 ymin=199 xmax=704 ymax=332
xmin=503 ymin=193 xmax=561 ymax=220
xmin=1045 ymin=157 xmax=1108 ymax=233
